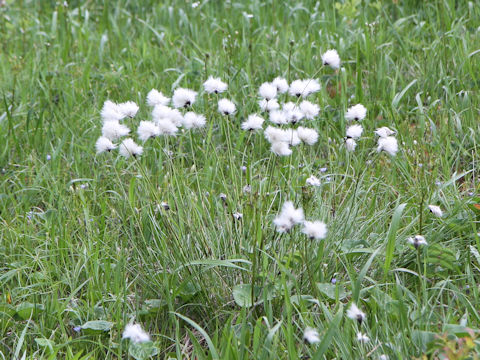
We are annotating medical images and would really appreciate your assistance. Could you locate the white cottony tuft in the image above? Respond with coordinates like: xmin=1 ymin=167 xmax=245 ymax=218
xmin=306 ymin=175 xmax=321 ymax=187
xmin=172 ymin=88 xmax=197 ymax=108
xmin=122 ymin=323 xmax=150 ymax=343
xmin=346 ymin=124 xmax=363 ymax=139
xmin=428 ymin=205 xmax=443 ymax=217
xmin=117 ymin=101 xmax=139 ymax=118
xmin=152 ymin=105 xmax=183 ymax=126
xmin=259 ymin=82 xmax=278 ymax=100
xmin=101 ymin=100 xmax=125 ymax=122
xmin=156 ymin=118 xmax=179 ymax=136
xmin=102 ymin=121 xmax=130 ymax=141
xmin=297 ymin=127 xmax=318 ymax=145
xmin=182 ymin=112 xmax=206 ymax=129
xmin=273 ymin=201 xmax=304 ymax=233
xmin=302 ymin=221 xmax=327 ymax=240
xmin=269 ymin=110 xmax=288 ymax=125
xmin=375 ymin=126 xmax=395 ymax=138
xmin=137 ymin=121 xmax=160 ymax=141
xmin=377 ymin=136 xmax=398 ymax=156
xmin=303 ymin=327 xmax=320 ymax=344
xmin=241 ymin=114 xmax=264 ymax=131
xmin=347 ymin=303 xmax=366 ymax=324
xmin=284 ymin=129 xmax=301 ymax=146
xmin=408 ymin=235 xmax=427 ymax=248
xmin=379 ymin=355 xmax=389 ymax=360
xmin=203 ymin=76 xmax=228 ymax=94
xmin=321 ymin=49 xmax=341 ymax=69
xmin=289 ymin=79 xmax=321 ymax=97
xmin=283 ymin=102 xmax=304 ymax=124
xmin=147 ymin=89 xmax=170 ymax=107
xmin=259 ymin=99 xmax=280 ymax=112
xmin=272 ymin=77 xmax=289 ymax=93
xmin=95 ymin=136 xmax=116 ymax=154
xmin=346 ymin=104 xmax=367 ymax=121
xmin=299 ymin=100 xmax=320 ymax=119
xmin=271 ymin=141 xmax=292 ymax=156
xmin=119 ymin=138 xmax=143 ymax=158
xmin=345 ymin=138 xmax=357 ymax=152
xmin=356 ymin=332 xmax=370 ymax=343
xmin=218 ymin=99 xmax=236 ymax=115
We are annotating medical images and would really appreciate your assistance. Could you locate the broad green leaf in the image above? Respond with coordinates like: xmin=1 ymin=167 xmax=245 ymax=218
xmin=80 ymin=320 xmax=114 ymax=334
xmin=129 ymin=341 xmax=159 ymax=360
xmin=316 ymin=283 xmax=347 ymax=300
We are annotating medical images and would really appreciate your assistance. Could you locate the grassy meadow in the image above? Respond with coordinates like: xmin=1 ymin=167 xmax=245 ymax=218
xmin=1 ymin=0 xmax=480 ymax=358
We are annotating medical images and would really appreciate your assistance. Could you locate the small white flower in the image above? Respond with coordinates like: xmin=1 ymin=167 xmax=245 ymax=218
xmin=271 ymin=141 xmax=292 ymax=156
xmin=272 ymin=77 xmax=289 ymax=93
xmin=147 ymin=89 xmax=170 ymax=107
xmin=241 ymin=114 xmax=264 ymax=131
xmin=375 ymin=126 xmax=395 ymax=138
xmin=273 ymin=201 xmax=304 ymax=232
xmin=356 ymin=332 xmax=370 ymax=343
xmin=302 ymin=221 xmax=327 ymax=240
xmin=152 ymin=105 xmax=183 ymax=126
xmin=306 ymin=175 xmax=321 ymax=187
xmin=101 ymin=100 xmax=125 ymax=122
xmin=269 ymin=110 xmax=288 ymax=125
xmin=321 ymin=49 xmax=341 ymax=69
xmin=218 ymin=99 xmax=236 ymax=115
xmin=346 ymin=104 xmax=367 ymax=121
xmin=408 ymin=235 xmax=427 ymax=248
xmin=119 ymin=138 xmax=143 ymax=158
xmin=102 ymin=121 xmax=130 ymax=141
xmin=182 ymin=112 xmax=206 ymax=129
xmin=191 ymin=1 xmax=200 ymax=8
xmin=122 ymin=323 xmax=150 ymax=343
xmin=203 ymin=76 xmax=228 ymax=94
xmin=137 ymin=121 xmax=160 ymax=141
xmin=233 ymin=212 xmax=243 ymax=220
xmin=172 ymin=88 xmax=197 ymax=108
xmin=346 ymin=124 xmax=363 ymax=139
xmin=156 ymin=119 xmax=179 ymax=136
xmin=259 ymin=99 xmax=280 ymax=112
xmin=299 ymin=100 xmax=320 ymax=119
xmin=428 ymin=205 xmax=443 ymax=217
xmin=297 ymin=127 xmax=318 ymax=145
xmin=259 ymin=82 xmax=277 ymax=100
xmin=117 ymin=101 xmax=139 ymax=118
xmin=303 ymin=327 xmax=320 ymax=344
xmin=345 ymin=138 xmax=357 ymax=152
xmin=377 ymin=136 xmax=398 ymax=156
xmin=95 ymin=136 xmax=116 ymax=154
xmin=347 ymin=303 xmax=366 ymax=324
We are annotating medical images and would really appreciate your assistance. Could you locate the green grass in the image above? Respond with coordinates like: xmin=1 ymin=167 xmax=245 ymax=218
xmin=1 ymin=0 xmax=480 ymax=358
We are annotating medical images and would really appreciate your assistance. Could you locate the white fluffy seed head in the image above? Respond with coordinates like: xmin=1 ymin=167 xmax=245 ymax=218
xmin=137 ymin=121 xmax=160 ymax=141
xmin=303 ymin=327 xmax=320 ymax=344
xmin=119 ymin=138 xmax=143 ymax=158
xmin=321 ymin=49 xmax=341 ymax=69
xmin=428 ymin=205 xmax=443 ymax=217
xmin=346 ymin=124 xmax=363 ymax=139
xmin=408 ymin=235 xmax=427 ymax=248
xmin=356 ymin=332 xmax=370 ymax=343
xmin=182 ymin=112 xmax=206 ymax=129
xmin=203 ymin=76 xmax=228 ymax=94
xmin=218 ymin=99 xmax=236 ymax=115
xmin=156 ymin=118 xmax=178 ymax=136
xmin=172 ymin=88 xmax=197 ymax=108
xmin=284 ymin=129 xmax=301 ymax=146
xmin=117 ymin=101 xmax=139 ymax=118
xmin=272 ymin=77 xmax=289 ymax=93
xmin=306 ymin=175 xmax=321 ymax=187
xmin=289 ymin=79 xmax=320 ymax=97
xmin=152 ymin=105 xmax=183 ymax=126
xmin=297 ymin=127 xmax=318 ymax=145
xmin=101 ymin=100 xmax=125 ymax=122
xmin=122 ymin=323 xmax=150 ymax=343
xmin=302 ymin=221 xmax=327 ymax=240
xmin=347 ymin=303 xmax=366 ymax=323
xmin=346 ymin=104 xmax=367 ymax=121
xmin=345 ymin=138 xmax=357 ymax=152
xmin=241 ymin=114 xmax=264 ymax=131
xmin=95 ymin=136 xmax=116 ymax=154
xmin=259 ymin=82 xmax=277 ymax=100
xmin=273 ymin=201 xmax=304 ymax=232
xmin=375 ymin=126 xmax=395 ymax=138
xmin=259 ymin=98 xmax=280 ymax=112
xmin=271 ymin=141 xmax=292 ymax=156
xmin=299 ymin=100 xmax=320 ymax=119
xmin=269 ymin=110 xmax=288 ymax=125
xmin=377 ymin=136 xmax=398 ymax=156
xmin=147 ymin=89 xmax=170 ymax=107
xmin=102 ymin=121 xmax=130 ymax=141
